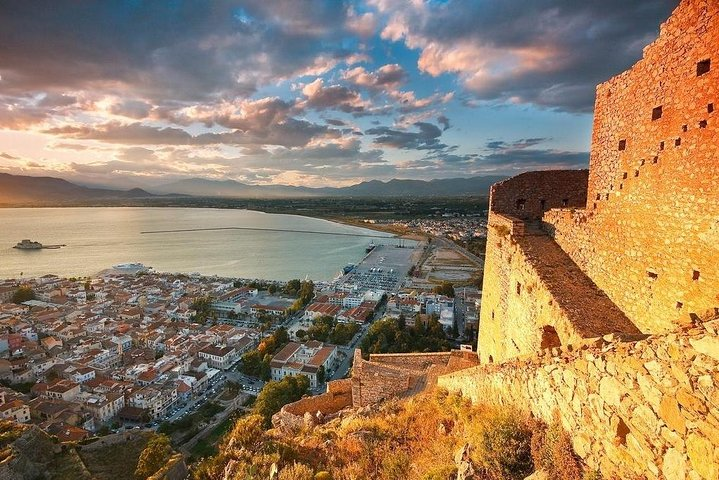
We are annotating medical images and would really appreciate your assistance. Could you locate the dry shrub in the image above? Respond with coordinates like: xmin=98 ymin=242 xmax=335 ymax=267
xmin=278 ymin=462 xmax=314 ymax=480
xmin=468 ymin=407 xmax=534 ymax=480
xmin=530 ymin=419 xmax=582 ymax=480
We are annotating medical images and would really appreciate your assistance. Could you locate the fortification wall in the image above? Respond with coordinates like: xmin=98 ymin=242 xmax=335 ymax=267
xmin=489 ymin=170 xmax=588 ymax=222
xmin=479 ymin=211 xmax=639 ymax=363
xmin=542 ymin=0 xmax=719 ymax=334
xmin=439 ymin=320 xmax=719 ymax=480
xmin=368 ymin=352 xmax=453 ymax=370
xmin=273 ymin=379 xmax=353 ymax=432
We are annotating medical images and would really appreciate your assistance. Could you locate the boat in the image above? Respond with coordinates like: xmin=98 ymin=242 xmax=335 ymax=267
xmin=112 ymin=263 xmax=151 ymax=274
xmin=13 ymin=239 xmax=43 ymax=250
xmin=365 ymin=241 xmax=376 ymax=253
xmin=342 ymin=264 xmax=355 ymax=275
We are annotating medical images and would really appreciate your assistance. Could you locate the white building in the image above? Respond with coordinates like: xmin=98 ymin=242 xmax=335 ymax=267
xmin=198 ymin=345 xmax=237 ymax=370
xmin=270 ymin=341 xmax=338 ymax=388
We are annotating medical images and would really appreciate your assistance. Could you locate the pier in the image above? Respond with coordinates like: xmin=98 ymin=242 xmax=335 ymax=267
xmin=140 ymin=226 xmax=394 ymax=239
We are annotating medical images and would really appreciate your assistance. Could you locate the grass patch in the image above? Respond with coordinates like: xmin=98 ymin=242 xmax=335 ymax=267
xmin=77 ymin=431 xmax=153 ymax=480
xmin=192 ymin=390 xmax=591 ymax=480
xmin=188 ymin=413 xmax=239 ymax=461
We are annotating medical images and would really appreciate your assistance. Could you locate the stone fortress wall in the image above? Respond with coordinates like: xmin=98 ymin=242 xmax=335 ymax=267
xmin=478 ymin=0 xmax=719 ymax=364
xmin=439 ymin=320 xmax=719 ymax=480
xmin=272 ymin=350 xmax=479 ymax=432
xmin=437 ymin=1 xmax=719 ymax=478
xmin=545 ymin=0 xmax=719 ymax=336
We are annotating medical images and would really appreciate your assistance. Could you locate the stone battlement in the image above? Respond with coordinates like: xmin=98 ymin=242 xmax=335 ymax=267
xmin=479 ymin=0 xmax=719 ymax=363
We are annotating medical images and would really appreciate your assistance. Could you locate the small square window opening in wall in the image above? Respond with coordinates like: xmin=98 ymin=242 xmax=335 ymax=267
xmin=676 ymin=301 xmax=684 ymax=310
xmin=618 ymin=139 xmax=626 ymax=151
xmin=697 ymin=59 xmax=711 ymax=76
xmin=660 ymin=141 xmax=665 ymax=150
xmin=709 ymin=103 xmax=715 ymax=114
xmin=652 ymin=106 xmax=663 ymax=120
xmin=647 ymin=271 xmax=658 ymax=281
xmin=693 ymin=270 xmax=700 ymax=281
xmin=699 ymin=120 xmax=708 ymax=128
xmin=562 ymin=199 xmax=569 ymax=207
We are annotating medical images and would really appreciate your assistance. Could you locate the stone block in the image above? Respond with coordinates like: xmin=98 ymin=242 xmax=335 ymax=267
xmin=686 ymin=434 xmax=717 ymax=480
xmin=659 ymin=395 xmax=687 ymax=435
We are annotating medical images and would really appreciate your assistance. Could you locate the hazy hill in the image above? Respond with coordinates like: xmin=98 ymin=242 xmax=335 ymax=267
xmin=0 ymin=173 xmax=504 ymax=205
xmin=153 ymin=175 xmax=506 ymax=198
xmin=0 ymin=173 xmax=155 ymax=205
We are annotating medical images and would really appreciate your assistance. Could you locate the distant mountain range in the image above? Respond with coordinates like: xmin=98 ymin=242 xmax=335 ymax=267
xmin=152 ymin=176 xmax=506 ymax=198
xmin=0 ymin=173 xmax=155 ymax=204
xmin=0 ymin=172 xmax=506 ymax=205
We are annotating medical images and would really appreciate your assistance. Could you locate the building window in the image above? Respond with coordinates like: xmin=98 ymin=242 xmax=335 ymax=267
xmin=647 ymin=270 xmax=658 ymax=281
xmin=618 ymin=139 xmax=626 ymax=151
xmin=676 ymin=301 xmax=684 ymax=310
xmin=515 ymin=199 xmax=526 ymax=211
xmin=675 ymin=138 xmax=681 ymax=147
xmin=562 ymin=198 xmax=569 ymax=207
xmin=682 ymin=124 xmax=688 ymax=132
xmin=653 ymin=156 xmax=659 ymax=164
xmin=709 ymin=103 xmax=715 ymax=114
xmin=692 ymin=270 xmax=700 ymax=281
xmin=652 ymin=106 xmax=663 ymax=120
xmin=660 ymin=141 xmax=665 ymax=150
xmin=540 ymin=325 xmax=561 ymax=350
xmin=697 ymin=59 xmax=711 ymax=76
xmin=516 ymin=283 xmax=522 ymax=295
xmin=700 ymin=120 xmax=708 ymax=128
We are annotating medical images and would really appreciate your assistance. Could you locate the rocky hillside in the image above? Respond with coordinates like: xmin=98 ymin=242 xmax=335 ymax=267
xmin=191 ymin=389 xmax=596 ymax=480
xmin=0 ymin=421 xmax=185 ymax=480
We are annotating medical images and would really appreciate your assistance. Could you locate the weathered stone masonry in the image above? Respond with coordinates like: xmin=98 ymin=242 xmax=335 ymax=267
xmin=478 ymin=0 xmax=719 ymax=364
xmin=441 ymin=1 xmax=719 ymax=478
xmin=439 ymin=320 xmax=719 ymax=480
xmin=545 ymin=0 xmax=719 ymax=335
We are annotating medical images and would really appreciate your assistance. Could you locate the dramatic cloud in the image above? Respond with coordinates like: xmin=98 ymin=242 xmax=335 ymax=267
xmin=367 ymin=122 xmax=445 ymax=150
xmin=343 ymin=64 xmax=407 ymax=91
xmin=300 ymin=78 xmax=370 ymax=113
xmin=372 ymin=0 xmax=676 ymax=111
xmin=0 ymin=0 xmax=674 ymax=186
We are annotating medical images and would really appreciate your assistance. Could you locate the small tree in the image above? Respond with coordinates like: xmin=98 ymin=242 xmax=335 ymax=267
xmin=253 ymin=375 xmax=310 ymax=427
xmin=134 ymin=434 xmax=172 ymax=480
xmin=317 ymin=366 xmax=326 ymax=385
xmin=11 ymin=286 xmax=35 ymax=304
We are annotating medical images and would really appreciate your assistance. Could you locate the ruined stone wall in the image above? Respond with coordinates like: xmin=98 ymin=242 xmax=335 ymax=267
xmin=439 ymin=320 xmax=719 ymax=480
xmin=489 ymin=170 xmax=588 ymax=222
xmin=283 ymin=378 xmax=353 ymax=417
xmin=350 ymin=350 xmax=480 ymax=407
xmin=368 ymin=352 xmax=453 ymax=370
xmin=479 ymin=212 xmax=639 ymax=363
xmin=542 ymin=0 xmax=719 ymax=334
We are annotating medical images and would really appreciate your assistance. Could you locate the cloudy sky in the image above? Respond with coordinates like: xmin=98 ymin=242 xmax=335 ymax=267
xmin=0 ymin=0 xmax=677 ymax=188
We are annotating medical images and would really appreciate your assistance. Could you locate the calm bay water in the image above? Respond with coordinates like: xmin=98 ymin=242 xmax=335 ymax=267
xmin=0 ymin=207 xmax=392 ymax=281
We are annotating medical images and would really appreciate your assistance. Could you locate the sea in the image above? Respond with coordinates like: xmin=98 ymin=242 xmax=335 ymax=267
xmin=0 ymin=207 xmax=393 ymax=281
